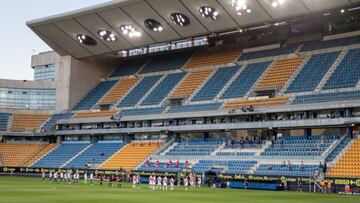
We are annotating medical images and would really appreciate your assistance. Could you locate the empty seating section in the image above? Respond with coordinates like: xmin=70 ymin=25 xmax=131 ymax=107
xmin=140 ymin=51 xmax=193 ymax=74
xmin=261 ymin=135 xmax=337 ymax=156
xmin=328 ymin=138 xmax=360 ymax=178
xmin=75 ymin=110 xmax=116 ymax=119
xmin=64 ymin=142 xmax=125 ymax=169
xmin=109 ymin=59 xmax=148 ymax=77
xmin=185 ymin=48 xmax=241 ymax=69
xmin=168 ymin=103 xmax=221 ymax=113
xmin=141 ymin=73 xmax=186 ymax=106
xmin=42 ymin=113 xmax=73 ymax=130
xmin=216 ymin=152 xmax=255 ymax=156
xmin=0 ymin=143 xmax=45 ymax=166
xmin=193 ymin=160 xmax=256 ymax=174
xmin=0 ymin=112 xmax=10 ymax=131
xmin=171 ymin=69 xmax=213 ymax=97
xmin=286 ymin=52 xmax=340 ymax=93
xmin=100 ymin=141 xmax=163 ymax=170
xmin=254 ymin=164 xmax=318 ymax=177
xmin=192 ymin=66 xmax=239 ymax=101
xmin=301 ymin=36 xmax=360 ymax=52
xmin=256 ymin=56 xmax=303 ymax=90
xmin=323 ymin=48 xmax=360 ymax=89
xmin=292 ymin=90 xmax=360 ymax=104
xmin=99 ymin=77 xmax=139 ymax=105
xmin=11 ymin=114 xmax=49 ymax=132
xmin=225 ymin=96 xmax=289 ymax=108
xmin=118 ymin=107 xmax=165 ymax=117
xmin=239 ymin=45 xmax=297 ymax=61
xmin=118 ymin=75 xmax=161 ymax=107
xmin=325 ymin=136 xmax=351 ymax=162
xmin=24 ymin=143 xmax=58 ymax=167
xmin=32 ymin=142 xmax=89 ymax=168
xmin=165 ymin=139 xmax=224 ymax=156
xmin=74 ymin=80 xmax=117 ymax=110
xmin=221 ymin=61 xmax=271 ymax=99
xmin=138 ymin=161 xmax=186 ymax=173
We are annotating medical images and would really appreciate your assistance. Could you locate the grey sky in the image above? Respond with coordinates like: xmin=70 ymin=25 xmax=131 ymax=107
xmin=0 ymin=0 xmax=109 ymax=80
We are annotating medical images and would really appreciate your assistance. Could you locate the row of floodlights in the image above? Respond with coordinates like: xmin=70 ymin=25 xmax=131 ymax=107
xmin=77 ymin=0 xmax=287 ymax=45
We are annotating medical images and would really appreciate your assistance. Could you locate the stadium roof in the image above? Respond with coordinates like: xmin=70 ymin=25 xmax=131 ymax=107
xmin=27 ymin=0 xmax=359 ymax=59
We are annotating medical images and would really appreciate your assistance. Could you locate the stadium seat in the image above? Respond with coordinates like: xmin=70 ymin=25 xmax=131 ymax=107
xmin=118 ymin=75 xmax=162 ymax=107
xmin=328 ymin=138 xmax=360 ymax=178
xmin=256 ymin=56 xmax=304 ymax=90
xmin=11 ymin=114 xmax=50 ymax=132
xmin=141 ymin=72 xmax=186 ymax=106
xmin=64 ymin=141 xmax=125 ymax=169
xmin=32 ymin=142 xmax=90 ymax=168
xmin=286 ymin=51 xmax=340 ymax=93
xmin=140 ymin=50 xmax=194 ymax=74
xmin=73 ymin=80 xmax=117 ymax=110
xmin=100 ymin=141 xmax=163 ymax=170
xmin=171 ymin=69 xmax=214 ymax=98
xmin=99 ymin=77 xmax=139 ymax=105
xmin=192 ymin=66 xmax=239 ymax=101
xmin=185 ymin=48 xmax=241 ymax=69
xmin=323 ymin=48 xmax=360 ymax=89
xmin=221 ymin=61 xmax=271 ymax=99
xmin=0 ymin=143 xmax=46 ymax=167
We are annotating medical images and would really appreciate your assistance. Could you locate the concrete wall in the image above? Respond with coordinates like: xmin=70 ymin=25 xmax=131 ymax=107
xmin=31 ymin=51 xmax=58 ymax=67
xmin=55 ymin=55 xmax=116 ymax=112
xmin=0 ymin=79 xmax=55 ymax=89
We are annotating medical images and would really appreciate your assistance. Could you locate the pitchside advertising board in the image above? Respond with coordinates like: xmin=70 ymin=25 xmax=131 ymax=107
xmin=1 ymin=167 xmax=360 ymax=187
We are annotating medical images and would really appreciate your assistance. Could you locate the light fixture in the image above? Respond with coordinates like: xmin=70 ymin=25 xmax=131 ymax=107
xmin=144 ymin=19 xmax=164 ymax=32
xmin=340 ymin=9 xmax=345 ymax=13
xmin=231 ymin=0 xmax=251 ymax=16
xmin=271 ymin=0 xmax=285 ymax=8
xmin=170 ymin=13 xmax=190 ymax=26
xmin=97 ymin=30 xmax=117 ymax=42
xmin=119 ymin=25 xmax=141 ymax=38
xmin=199 ymin=6 xmax=219 ymax=20
xmin=76 ymin=34 xmax=97 ymax=45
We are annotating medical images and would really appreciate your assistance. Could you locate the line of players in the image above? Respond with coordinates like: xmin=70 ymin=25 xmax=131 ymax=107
xmin=43 ymin=171 xmax=201 ymax=191
xmin=43 ymin=171 xmax=94 ymax=184
xmin=148 ymin=174 xmax=201 ymax=191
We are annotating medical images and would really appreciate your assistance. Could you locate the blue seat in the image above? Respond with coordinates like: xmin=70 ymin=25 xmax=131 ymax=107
xmin=239 ymin=45 xmax=298 ymax=61
xmin=221 ymin=61 xmax=271 ymax=99
xmin=286 ymin=51 xmax=340 ymax=93
xmin=73 ymin=80 xmax=117 ymax=110
xmin=33 ymin=143 xmax=89 ymax=168
xmin=141 ymin=72 xmax=186 ymax=106
xmin=64 ymin=142 xmax=125 ymax=169
xmin=323 ymin=48 xmax=360 ymax=89
xmin=118 ymin=75 xmax=162 ymax=107
xmin=42 ymin=112 xmax=73 ymax=130
xmin=110 ymin=58 xmax=148 ymax=77
xmin=192 ymin=66 xmax=239 ymax=101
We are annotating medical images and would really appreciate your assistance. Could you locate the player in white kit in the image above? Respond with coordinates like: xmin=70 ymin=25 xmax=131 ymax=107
xmin=132 ymin=175 xmax=137 ymax=189
xmin=89 ymin=173 xmax=94 ymax=185
xmin=189 ymin=175 xmax=195 ymax=189
xmin=184 ymin=177 xmax=189 ymax=191
xmin=197 ymin=176 xmax=202 ymax=188
xmin=162 ymin=176 xmax=168 ymax=191
xmin=49 ymin=172 xmax=53 ymax=183
xmin=156 ymin=176 xmax=162 ymax=190
xmin=60 ymin=172 xmax=64 ymax=183
xmin=170 ymin=177 xmax=175 ymax=191
xmin=42 ymin=172 xmax=45 ymax=182
xmin=151 ymin=175 xmax=156 ymax=190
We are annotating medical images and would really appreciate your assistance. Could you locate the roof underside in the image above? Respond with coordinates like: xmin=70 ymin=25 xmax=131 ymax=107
xmin=27 ymin=0 xmax=360 ymax=59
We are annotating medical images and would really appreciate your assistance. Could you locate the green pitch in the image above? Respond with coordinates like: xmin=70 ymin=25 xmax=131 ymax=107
xmin=0 ymin=176 xmax=358 ymax=203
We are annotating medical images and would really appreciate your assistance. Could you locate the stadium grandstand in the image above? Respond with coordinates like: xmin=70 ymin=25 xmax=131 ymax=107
xmin=1 ymin=0 xmax=360 ymax=201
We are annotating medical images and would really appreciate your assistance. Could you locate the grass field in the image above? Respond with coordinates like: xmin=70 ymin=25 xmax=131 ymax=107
xmin=0 ymin=176 xmax=359 ymax=203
